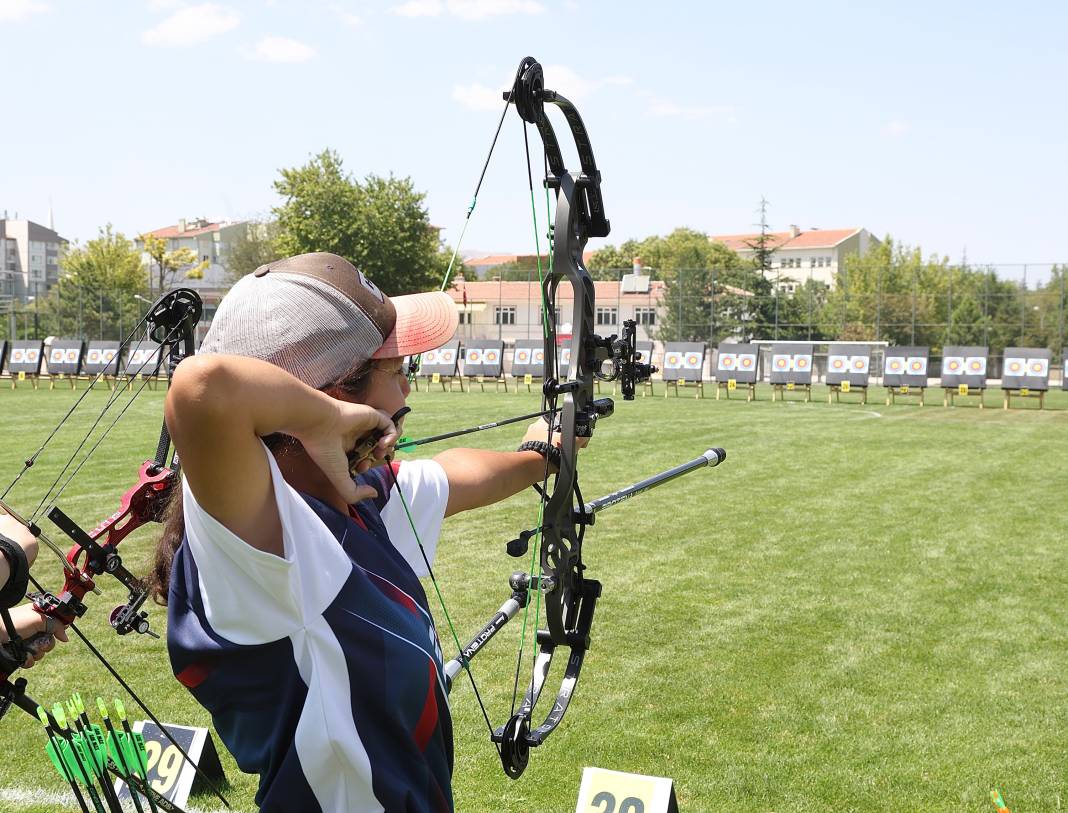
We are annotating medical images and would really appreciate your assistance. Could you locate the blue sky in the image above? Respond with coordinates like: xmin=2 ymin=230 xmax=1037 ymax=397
xmin=1 ymin=0 xmax=1065 ymax=276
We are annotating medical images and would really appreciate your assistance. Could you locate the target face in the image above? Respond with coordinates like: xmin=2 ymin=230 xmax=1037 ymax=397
xmin=943 ymin=356 xmax=964 ymax=374
xmin=65 ymin=349 xmax=78 ymax=362
xmin=830 ymin=355 xmax=848 ymax=371
xmin=49 ymin=348 xmax=65 ymax=363
xmin=966 ymin=356 xmax=986 ymax=375
xmin=130 ymin=348 xmax=158 ymax=366
xmin=423 ymin=350 xmax=438 ymax=364
xmin=533 ymin=349 xmax=544 ymax=363
xmin=851 ymin=356 xmax=869 ymax=373
xmin=485 ymin=349 xmax=499 ymax=363
xmin=439 ymin=348 xmax=456 ymax=364
xmin=907 ymin=356 xmax=927 ymax=375
xmin=560 ymin=347 xmax=572 ymax=365
xmin=515 ymin=348 xmax=531 ymax=364
xmin=683 ymin=353 xmax=701 ymax=370
xmin=11 ymin=348 xmax=26 ymax=363
xmin=885 ymin=357 xmax=904 ymax=374
xmin=87 ymin=348 xmax=103 ymax=363
xmin=794 ymin=355 xmax=810 ymax=370
xmin=738 ymin=354 xmax=756 ymax=369
xmin=1029 ymin=358 xmax=1049 ymax=376
xmin=773 ymin=354 xmax=792 ymax=371
xmin=1005 ymin=357 xmax=1025 ymax=375
xmin=25 ymin=348 xmax=39 ymax=363
xmin=466 ymin=349 xmax=482 ymax=364
xmin=665 ymin=352 xmax=683 ymax=370
xmin=718 ymin=353 xmax=737 ymax=370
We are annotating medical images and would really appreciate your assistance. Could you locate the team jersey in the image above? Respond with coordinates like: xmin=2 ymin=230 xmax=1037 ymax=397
xmin=167 ymin=444 xmax=453 ymax=812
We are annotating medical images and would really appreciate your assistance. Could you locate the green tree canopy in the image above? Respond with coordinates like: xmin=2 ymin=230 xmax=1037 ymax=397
xmin=273 ymin=149 xmax=443 ymax=295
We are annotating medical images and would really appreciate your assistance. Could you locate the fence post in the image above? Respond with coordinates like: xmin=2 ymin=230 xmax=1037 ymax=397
xmin=875 ymin=260 xmax=882 ymax=341
xmin=982 ymin=269 xmax=990 ymax=348
xmin=1060 ymin=268 xmax=1065 ymax=362
xmin=710 ymin=267 xmax=717 ymax=345
xmin=947 ymin=265 xmax=953 ymax=344
xmin=1020 ymin=265 xmax=1027 ymax=344
xmin=911 ymin=268 xmax=917 ymax=344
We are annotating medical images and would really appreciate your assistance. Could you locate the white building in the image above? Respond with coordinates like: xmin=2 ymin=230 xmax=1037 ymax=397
xmin=0 ymin=216 xmax=67 ymax=303
xmin=711 ymin=226 xmax=879 ymax=289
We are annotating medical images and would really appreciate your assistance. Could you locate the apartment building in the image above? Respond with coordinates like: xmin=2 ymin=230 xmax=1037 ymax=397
xmin=712 ymin=226 xmax=879 ymax=289
xmin=0 ymin=216 xmax=67 ymax=302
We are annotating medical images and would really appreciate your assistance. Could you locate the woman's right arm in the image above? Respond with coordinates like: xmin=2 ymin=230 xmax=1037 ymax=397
xmin=165 ymin=355 xmax=395 ymax=556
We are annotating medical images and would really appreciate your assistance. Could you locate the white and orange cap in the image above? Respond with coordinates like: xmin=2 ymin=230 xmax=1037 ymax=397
xmin=200 ymin=252 xmax=457 ymax=388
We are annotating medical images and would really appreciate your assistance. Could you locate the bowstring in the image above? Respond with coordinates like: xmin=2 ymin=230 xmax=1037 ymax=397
xmin=1 ymin=303 xmax=164 ymax=503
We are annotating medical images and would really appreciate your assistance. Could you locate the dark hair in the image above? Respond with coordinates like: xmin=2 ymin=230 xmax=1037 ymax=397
xmin=147 ymin=360 xmax=377 ymax=605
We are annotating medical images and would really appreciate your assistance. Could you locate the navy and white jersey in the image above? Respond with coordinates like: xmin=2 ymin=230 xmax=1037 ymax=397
xmin=168 ymin=444 xmax=453 ymax=812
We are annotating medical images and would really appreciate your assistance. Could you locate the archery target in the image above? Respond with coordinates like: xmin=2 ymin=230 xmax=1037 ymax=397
xmin=465 ymin=348 xmax=482 ymax=365
xmin=773 ymin=354 xmax=793 ymax=372
xmin=885 ymin=357 xmax=905 ymax=375
xmin=423 ymin=349 xmax=438 ymax=364
xmin=1005 ymin=357 xmax=1025 ymax=376
xmin=1029 ymin=358 xmax=1049 ymax=376
xmin=966 ymin=357 xmax=986 ymax=375
xmin=829 ymin=355 xmax=848 ymax=372
xmin=534 ymin=349 xmax=544 ymax=363
xmin=419 ymin=340 xmax=461 ymax=376
xmin=943 ymin=356 xmax=965 ymax=374
xmin=11 ymin=348 xmax=26 ymax=364
xmin=717 ymin=353 xmax=737 ymax=371
xmin=827 ymin=345 xmax=871 ymax=387
xmin=511 ymin=341 xmax=544 ymax=378
xmin=485 ymin=348 xmax=499 ymax=364
xmin=665 ymin=352 xmax=684 ymax=370
xmin=769 ymin=344 xmax=813 ymax=385
xmin=49 ymin=348 xmax=65 ymax=364
xmin=907 ymin=357 xmax=927 ymax=376
xmin=794 ymin=355 xmax=811 ymax=371
xmin=515 ymin=348 xmax=531 ymax=365
xmin=560 ymin=347 xmax=572 ymax=367
xmin=851 ymin=356 xmax=869 ymax=373
xmin=664 ymin=342 xmax=705 ymax=382
xmin=683 ymin=352 xmax=702 ymax=371
xmin=439 ymin=348 xmax=456 ymax=364
xmin=739 ymin=354 xmax=756 ymax=369
xmin=130 ymin=347 xmax=158 ymax=366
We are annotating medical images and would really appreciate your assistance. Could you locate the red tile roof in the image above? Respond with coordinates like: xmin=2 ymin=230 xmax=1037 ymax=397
xmin=712 ymin=228 xmax=860 ymax=252
xmin=447 ymin=279 xmax=666 ymax=302
xmin=462 ymin=251 xmax=596 ymax=267
xmin=143 ymin=222 xmax=222 ymax=239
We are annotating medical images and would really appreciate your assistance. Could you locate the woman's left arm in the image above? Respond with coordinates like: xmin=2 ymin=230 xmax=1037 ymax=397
xmin=433 ymin=419 xmax=587 ymax=517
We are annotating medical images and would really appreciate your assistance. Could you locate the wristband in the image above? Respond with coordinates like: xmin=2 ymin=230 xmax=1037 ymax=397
xmin=517 ymin=440 xmax=562 ymax=472
xmin=0 ymin=533 xmax=30 ymax=610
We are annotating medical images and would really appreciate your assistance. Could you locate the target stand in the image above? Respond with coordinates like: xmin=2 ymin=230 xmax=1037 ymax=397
xmin=713 ymin=343 xmax=757 ymax=402
xmin=944 ymin=385 xmax=985 ymax=408
xmin=715 ymin=379 xmax=754 ymax=401
xmin=885 ymin=385 xmax=925 ymax=406
xmin=662 ymin=342 xmax=706 ymax=398
xmin=418 ymin=340 xmax=464 ymax=392
xmin=771 ymin=382 xmax=811 ymax=402
xmin=827 ymin=381 xmax=868 ymax=404
xmin=1002 ymin=388 xmax=1045 ymax=410
xmin=7 ymin=341 xmax=44 ymax=389
xmin=461 ymin=341 xmax=506 ymax=393
xmin=883 ymin=346 xmax=929 ymax=406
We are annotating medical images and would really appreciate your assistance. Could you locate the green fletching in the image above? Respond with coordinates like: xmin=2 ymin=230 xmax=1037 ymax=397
xmin=113 ymin=698 xmax=127 ymax=720
xmin=73 ymin=736 xmax=101 ymax=778
xmin=35 ymin=706 xmax=50 ymax=727
xmin=96 ymin=697 xmax=109 ymax=719
xmin=74 ymin=692 xmax=86 ymax=715
xmin=52 ymin=702 xmax=67 ymax=728
xmin=54 ymin=739 xmax=89 ymax=784
xmin=65 ymin=698 xmax=78 ymax=719
xmin=44 ymin=738 xmax=69 ymax=779
xmin=86 ymin=727 xmax=108 ymax=771
xmin=132 ymin=731 xmax=149 ymax=774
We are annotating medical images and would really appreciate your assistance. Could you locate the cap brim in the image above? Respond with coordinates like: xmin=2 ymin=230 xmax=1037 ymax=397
xmin=372 ymin=290 xmax=458 ymax=359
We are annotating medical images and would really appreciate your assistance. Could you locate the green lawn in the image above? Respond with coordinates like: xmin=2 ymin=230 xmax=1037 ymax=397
xmin=1 ymin=383 xmax=1067 ymax=812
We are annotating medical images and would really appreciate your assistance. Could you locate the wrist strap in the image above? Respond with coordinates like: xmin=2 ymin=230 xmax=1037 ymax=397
xmin=517 ymin=440 xmax=562 ymax=472
xmin=0 ymin=533 xmax=30 ymax=610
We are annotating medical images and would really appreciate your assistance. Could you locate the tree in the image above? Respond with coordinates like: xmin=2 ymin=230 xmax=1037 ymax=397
xmin=224 ymin=220 xmax=282 ymax=283
xmin=140 ymin=233 xmax=208 ymax=294
xmin=40 ymin=226 xmax=148 ymax=339
xmin=273 ymin=149 xmax=441 ymax=294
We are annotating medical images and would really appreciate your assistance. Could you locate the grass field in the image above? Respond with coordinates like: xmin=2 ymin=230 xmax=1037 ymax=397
xmin=1 ymin=383 xmax=1067 ymax=812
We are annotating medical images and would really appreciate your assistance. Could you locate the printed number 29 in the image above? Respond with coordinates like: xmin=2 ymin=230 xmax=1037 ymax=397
xmin=590 ymin=791 xmax=645 ymax=813
xmin=142 ymin=741 xmax=183 ymax=794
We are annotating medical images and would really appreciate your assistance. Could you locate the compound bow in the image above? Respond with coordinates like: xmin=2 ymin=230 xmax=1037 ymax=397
xmin=0 ymin=288 xmax=230 ymax=807
xmin=390 ymin=56 xmax=727 ymax=780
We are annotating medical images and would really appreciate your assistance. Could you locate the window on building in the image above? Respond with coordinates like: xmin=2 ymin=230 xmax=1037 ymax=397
xmin=494 ymin=306 xmax=516 ymax=325
xmin=596 ymin=307 xmax=617 ymax=326
xmin=634 ymin=307 xmax=656 ymax=326
xmin=458 ymin=310 xmax=473 ymax=325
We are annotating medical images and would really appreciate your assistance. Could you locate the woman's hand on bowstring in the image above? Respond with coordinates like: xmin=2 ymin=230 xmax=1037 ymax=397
xmin=296 ymin=400 xmax=399 ymax=505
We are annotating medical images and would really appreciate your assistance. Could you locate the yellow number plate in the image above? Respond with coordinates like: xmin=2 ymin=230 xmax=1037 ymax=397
xmin=958 ymin=383 xmax=968 ymax=395
xmin=431 ymin=373 xmax=441 ymax=383
xmin=17 ymin=371 xmax=25 ymax=380
xmin=727 ymin=378 xmax=737 ymax=391
xmin=786 ymin=381 xmax=795 ymax=391
xmin=900 ymin=385 xmax=909 ymax=393
xmin=524 ymin=374 xmax=533 ymax=384
xmin=1020 ymin=387 xmax=1030 ymax=396
xmin=841 ymin=381 xmax=851 ymax=393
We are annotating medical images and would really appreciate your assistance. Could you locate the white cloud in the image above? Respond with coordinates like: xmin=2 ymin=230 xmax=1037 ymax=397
xmin=0 ymin=0 xmax=49 ymax=23
xmin=392 ymin=0 xmax=543 ymax=19
xmin=452 ymin=82 xmax=506 ymax=111
xmin=242 ymin=35 xmax=316 ymax=63
xmin=141 ymin=4 xmax=240 ymax=47
xmin=884 ymin=119 xmax=909 ymax=137
xmin=641 ymin=90 xmax=735 ymax=122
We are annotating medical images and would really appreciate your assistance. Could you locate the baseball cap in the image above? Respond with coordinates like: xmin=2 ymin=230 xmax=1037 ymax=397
xmin=200 ymin=252 xmax=457 ymax=389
